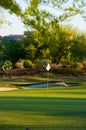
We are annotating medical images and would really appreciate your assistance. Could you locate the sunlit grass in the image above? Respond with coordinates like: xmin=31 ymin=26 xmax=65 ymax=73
xmin=0 ymin=76 xmax=86 ymax=130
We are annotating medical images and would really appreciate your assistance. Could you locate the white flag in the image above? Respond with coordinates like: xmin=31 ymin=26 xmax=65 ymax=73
xmin=46 ymin=63 xmax=51 ymax=71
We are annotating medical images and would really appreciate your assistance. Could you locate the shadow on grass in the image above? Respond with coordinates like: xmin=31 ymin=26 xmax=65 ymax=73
xmin=0 ymin=96 xmax=86 ymax=116
xmin=69 ymin=82 xmax=82 ymax=87
xmin=0 ymin=97 xmax=86 ymax=130
xmin=0 ymin=124 xmax=86 ymax=130
xmin=12 ymin=83 xmax=31 ymax=87
xmin=0 ymin=124 xmax=26 ymax=130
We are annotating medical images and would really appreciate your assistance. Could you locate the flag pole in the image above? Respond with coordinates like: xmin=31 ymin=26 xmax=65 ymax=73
xmin=47 ymin=71 xmax=49 ymax=95
xmin=46 ymin=63 xmax=51 ymax=96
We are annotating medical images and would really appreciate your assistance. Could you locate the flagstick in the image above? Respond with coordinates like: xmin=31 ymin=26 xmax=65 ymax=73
xmin=46 ymin=63 xmax=51 ymax=96
xmin=47 ymin=73 xmax=48 ymax=96
xmin=47 ymin=71 xmax=49 ymax=96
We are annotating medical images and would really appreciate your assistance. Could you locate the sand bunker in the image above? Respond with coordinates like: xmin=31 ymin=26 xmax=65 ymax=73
xmin=0 ymin=87 xmax=18 ymax=91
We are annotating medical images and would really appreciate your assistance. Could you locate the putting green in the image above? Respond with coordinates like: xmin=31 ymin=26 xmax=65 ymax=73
xmin=0 ymin=86 xmax=86 ymax=130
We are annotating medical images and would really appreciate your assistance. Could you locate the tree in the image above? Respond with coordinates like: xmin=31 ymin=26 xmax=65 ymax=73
xmin=0 ymin=0 xmax=22 ymax=25
xmin=49 ymin=23 xmax=78 ymax=64
xmin=22 ymin=0 xmax=86 ymax=64
xmin=70 ymin=33 xmax=86 ymax=62
xmin=0 ymin=0 xmax=22 ymax=15
xmin=23 ymin=0 xmax=86 ymax=27
xmin=22 ymin=31 xmax=37 ymax=61
xmin=23 ymin=31 xmax=51 ymax=62
xmin=0 ymin=0 xmax=86 ymax=24
xmin=0 ymin=39 xmax=26 ymax=63
xmin=0 ymin=0 xmax=86 ymax=65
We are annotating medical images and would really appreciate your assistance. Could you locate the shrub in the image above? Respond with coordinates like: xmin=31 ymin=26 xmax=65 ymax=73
xmin=1 ymin=60 xmax=12 ymax=72
xmin=38 ymin=59 xmax=51 ymax=71
xmin=72 ymin=62 xmax=83 ymax=70
xmin=15 ymin=59 xmax=24 ymax=69
xmin=24 ymin=60 xmax=34 ymax=68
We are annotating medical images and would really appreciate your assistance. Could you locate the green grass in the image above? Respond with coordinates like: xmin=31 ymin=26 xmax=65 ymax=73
xmin=0 ymin=76 xmax=86 ymax=130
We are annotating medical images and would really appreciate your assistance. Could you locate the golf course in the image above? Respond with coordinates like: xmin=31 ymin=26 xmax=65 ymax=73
xmin=0 ymin=76 xmax=86 ymax=130
xmin=0 ymin=0 xmax=86 ymax=130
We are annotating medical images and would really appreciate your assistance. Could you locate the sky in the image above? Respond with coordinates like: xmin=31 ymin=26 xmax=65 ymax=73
xmin=0 ymin=13 xmax=26 ymax=36
xmin=0 ymin=0 xmax=86 ymax=36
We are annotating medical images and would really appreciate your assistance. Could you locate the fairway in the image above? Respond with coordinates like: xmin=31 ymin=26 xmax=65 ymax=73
xmin=0 ymin=85 xmax=86 ymax=130
xmin=0 ymin=0 xmax=86 ymax=129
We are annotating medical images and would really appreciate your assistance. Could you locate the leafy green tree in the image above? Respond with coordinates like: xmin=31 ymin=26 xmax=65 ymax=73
xmin=22 ymin=0 xmax=86 ymax=64
xmin=49 ymin=23 xmax=78 ymax=64
xmin=23 ymin=31 xmax=51 ymax=62
xmin=0 ymin=0 xmax=86 ymax=24
xmin=0 ymin=0 xmax=86 ymax=66
xmin=0 ymin=0 xmax=22 ymax=15
xmin=22 ymin=31 xmax=37 ymax=61
xmin=23 ymin=0 xmax=86 ymax=29
xmin=0 ymin=0 xmax=22 ymax=25
xmin=0 ymin=39 xmax=26 ymax=63
xmin=70 ymin=33 xmax=86 ymax=62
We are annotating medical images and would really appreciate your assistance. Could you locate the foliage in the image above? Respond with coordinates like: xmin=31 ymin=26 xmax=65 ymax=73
xmin=22 ymin=31 xmax=37 ymax=61
xmin=0 ymin=0 xmax=86 ymax=19
xmin=23 ymin=30 xmax=51 ymax=62
xmin=0 ymin=0 xmax=86 ymax=67
xmin=49 ymin=24 xmax=77 ymax=64
xmin=1 ymin=60 xmax=12 ymax=72
xmin=38 ymin=59 xmax=51 ymax=71
xmin=15 ymin=59 xmax=24 ymax=69
xmin=23 ymin=0 xmax=86 ymax=64
xmin=0 ymin=39 xmax=26 ymax=63
xmin=70 ymin=33 xmax=86 ymax=62
xmin=24 ymin=59 xmax=34 ymax=68
xmin=0 ymin=61 xmax=3 ymax=70
xmin=0 ymin=0 xmax=22 ymax=15
xmin=0 ymin=0 xmax=86 ymax=69
xmin=23 ymin=0 xmax=86 ymax=26
xmin=72 ymin=62 xmax=83 ymax=70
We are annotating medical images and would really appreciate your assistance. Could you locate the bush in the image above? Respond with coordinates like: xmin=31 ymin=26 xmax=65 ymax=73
xmin=72 ymin=62 xmax=83 ymax=70
xmin=15 ymin=59 xmax=24 ymax=69
xmin=38 ymin=59 xmax=51 ymax=71
xmin=1 ymin=60 xmax=12 ymax=72
xmin=24 ymin=60 xmax=34 ymax=68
